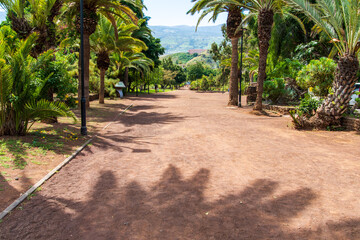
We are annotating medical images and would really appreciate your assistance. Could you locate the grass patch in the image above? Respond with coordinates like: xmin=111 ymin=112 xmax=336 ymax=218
xmin=0 ymin=127 xmax=83 ymax=170
xmin=30 ymin=160 xmax=48 ymax=165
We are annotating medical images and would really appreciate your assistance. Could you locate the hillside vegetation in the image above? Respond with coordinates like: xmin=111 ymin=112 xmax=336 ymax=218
xmin=150 ymin=25 xmax=223 ymax=54
xmin=161 ymin=51 xmax=218 ymax=68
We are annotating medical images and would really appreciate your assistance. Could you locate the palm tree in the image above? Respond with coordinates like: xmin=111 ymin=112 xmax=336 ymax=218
xmin=234 ymin=0 xmax=285 ymax=110
xmin=90 ymin=15 xmax=147 ymax=103
xmin=0 ymin=27 xmax=76 ymax=136
xmin=90 ymin=16 xmax=116 ymax=104
xmin=0 ymin=0 xmax=63 ymax=56
xmin=188 ymin=0 xmax=243 ymax=106
xmin=65 ymin=0 xmax=141 ymax=107
xmin=111 ymin=51 xmax=153 ymax=93
xmin=289 ymin=0 xmax=360 ymax=128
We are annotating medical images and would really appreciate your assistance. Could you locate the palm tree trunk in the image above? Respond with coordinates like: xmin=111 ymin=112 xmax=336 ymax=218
xmin=228 ymin=37 xmax=239 ymax=106
xmin=78 ymin=33 xmax=90 ymax=108
xmin=99 ymin=68 xmax=105 ymax=104
xmin=254 ymin=9 xmax=274 ymax=111
xmin=303 ymin=55 xmax=359 ymax=128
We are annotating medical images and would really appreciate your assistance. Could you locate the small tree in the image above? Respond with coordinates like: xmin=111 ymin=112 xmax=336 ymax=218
xmin=200 ymin=76 xmax=210 ymax=91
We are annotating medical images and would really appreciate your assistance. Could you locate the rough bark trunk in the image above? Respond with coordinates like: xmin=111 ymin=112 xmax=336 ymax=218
xmin=0 ymin=109 xmax=25 ymax=136
xmin=78 ymin=34 xmax=90 ymax=108
xmin=299 ymin=55 xmax=359 ymax=128
xmin=99 ymin=68 xmax=105 ymax=104
xmin=228 ymin=37 xmax=239 ymax=106
xmin=254 ymin=9 xmax=274 ymax=111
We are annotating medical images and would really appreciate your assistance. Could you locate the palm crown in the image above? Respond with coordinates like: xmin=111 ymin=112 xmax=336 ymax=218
xmin=289 ymin=0 xmax=360 ymax=56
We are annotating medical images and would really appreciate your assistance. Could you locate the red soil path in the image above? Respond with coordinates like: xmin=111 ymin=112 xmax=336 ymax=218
xmin=1 ymin=90 xmax=360 ymax=239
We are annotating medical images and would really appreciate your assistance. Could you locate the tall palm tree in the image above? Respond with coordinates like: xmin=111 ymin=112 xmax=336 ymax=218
xmin=188 ymin=0 xmax=243 ymax=106
xmin=90 ymin=15 xmax=147 ymax=103
xmin=65 ymin=0 xmax=141 ymax=107
xmin=289 ymin=0 xmax=360 ymax=128
xmin=235 ymin=0 xmax=285 ymax=110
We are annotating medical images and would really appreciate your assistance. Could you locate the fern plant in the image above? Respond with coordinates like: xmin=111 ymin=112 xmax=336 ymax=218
xmin=0 ymin=26 xmax=76 ymax=136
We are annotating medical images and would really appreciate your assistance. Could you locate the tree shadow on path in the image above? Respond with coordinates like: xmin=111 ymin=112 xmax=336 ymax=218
xmin=1 ymin=165 xmax=360 ymax=239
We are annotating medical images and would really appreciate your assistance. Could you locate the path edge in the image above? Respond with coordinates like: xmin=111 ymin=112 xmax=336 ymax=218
xmin=0 ymin=103 xmax=133 ymax=220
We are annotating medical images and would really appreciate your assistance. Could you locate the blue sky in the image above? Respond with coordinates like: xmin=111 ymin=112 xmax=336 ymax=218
xmin=0 ymin=1 xmax=228 ymax=27
xmin=144 ymin=0 xmax=226 ymax=26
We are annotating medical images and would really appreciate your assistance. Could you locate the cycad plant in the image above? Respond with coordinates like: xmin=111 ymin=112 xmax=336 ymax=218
xmin=0 ymin=27 xmax=76 ymax=136
xmin=0 ymin=0 xmax=62 ymax=56
xmin=289 ymin=0 xmax=360 ymax=128
xmin=188 ymin=0 xmax=243 ymax=106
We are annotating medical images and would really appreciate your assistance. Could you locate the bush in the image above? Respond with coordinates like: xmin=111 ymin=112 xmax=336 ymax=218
xmin=37 ymin=51 xmax=78 ymax=102
xmin=268 ymin=58 xmax=302 ymax=80
xmin=296 ymin=57 xmax=336 ymax=97
xmin=200 ymin=76 xmax=209 ymax=91
xmin=190 ymin=81 xmax=199 ymax=90
xmin=263 ymin=78 xmax=289 ymax=104
xmin=297 ymin=94 xmax=322 ymax=118
xmin=105 ymin=78 xmax=118 ymax=97
xmin=289 ymin=94 xmax=322 ymax=128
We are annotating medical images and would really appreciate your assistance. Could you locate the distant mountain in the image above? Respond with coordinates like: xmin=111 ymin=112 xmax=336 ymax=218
xmin=149 ymin=25 xmax=223 ymax=55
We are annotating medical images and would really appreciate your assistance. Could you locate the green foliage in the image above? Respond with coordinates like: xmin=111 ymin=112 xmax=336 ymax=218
xmin=187 ymin=62 xmax=204 ymax=82
xmin=190 ymin=81 xmax=199 ymax=90
xmin=290 ymin=0 xmax=360 ymax=56
xmin=0 ymin=27 xmax=76 ymax=136
xmin=166 ymin=52 xmax=198 ymax=64
xmin=162 ymin=57 xmax=186 ymax=86
xmin=293 ymin=41 xmax=331 ymax=64
xmin=296 ymin=57 xmax=336 ymax=97
xmin=268 ymin=58 xmax=302 ymax=80
xmin=186 ymin=62 xmax=215 ymax=82
xmin=149 ymin=25 xmax=222 ymax=54
xmin=37 ymin=51 xmax=77 ymax=102
xmin=297 ymin=94 xmax=322 ymax=118
xmin=186 ymin=52 xmax=218 ymax=69
xmin=200 ymin=76 xmax=209 ymax=91
xmin=263 ymin=78 xmax=289 ymax=104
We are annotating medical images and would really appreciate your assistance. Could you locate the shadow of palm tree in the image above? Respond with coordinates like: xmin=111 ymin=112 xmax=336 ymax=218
xmin=127 ymin=93 xmax=178 ymax=102
xmin=77 ymin=132 xmax=154 ymax=156
xmin=0 ymin=172 xmax=33 ymax=210
xmin=116 ymin=111 xmax=185 ymax=127
xmin=1 ymin=165 xmax=359 ymax=239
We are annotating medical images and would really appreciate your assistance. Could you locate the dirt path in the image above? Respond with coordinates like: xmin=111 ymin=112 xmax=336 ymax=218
xmin=1 ymin=90 xmax=360 ymax=239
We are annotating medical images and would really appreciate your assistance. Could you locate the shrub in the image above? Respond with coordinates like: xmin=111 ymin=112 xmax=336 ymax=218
xmin=290 ymin=94 xmax=322 ymax=128
xmin=263 ymin=78 xmax=289 ymax=104
xmin=200 ymin=76 xmax=209 ymax=91
xmin=190 ymin=81 xmax=199 ymax=90
xmin=296 ymin=57 xmax=336 ymax=97
xmin=37 ymin=51 xmax=77 ymax=102
xmin=268 ymin=58 xmax=302 ymax=80
xmin=297 ymin=94 xmax=322 ymax=118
